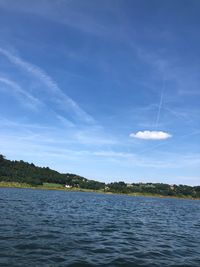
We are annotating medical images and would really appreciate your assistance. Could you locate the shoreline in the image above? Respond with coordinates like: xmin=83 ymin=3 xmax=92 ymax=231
xmin=0 ymin=182 xmax=199 ymax=201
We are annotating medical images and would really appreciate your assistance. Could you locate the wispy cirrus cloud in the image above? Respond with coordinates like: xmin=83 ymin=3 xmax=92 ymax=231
xmin=130 ymin=130 xmax=172 ymax=140
xmin=0 ymin=117 xmax=116 ymax=147
xmin=56 ymin=114 xmax=75 ymax=128
xmin=0 ymin=0 xmax=119 ymax=39
xmin=0 ymin=130 xmax=199 ymax=170
xmin=0 ymin=47 xmax=94 ymax=124
xmin=0 ymin=76 xmax=42 ymax=110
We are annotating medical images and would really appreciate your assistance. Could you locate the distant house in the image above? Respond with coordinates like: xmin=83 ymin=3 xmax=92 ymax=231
xmin=170 ymin=185 xmax=175 ymax=190
xmin=65 ymin=184 xmax=72 ymax=188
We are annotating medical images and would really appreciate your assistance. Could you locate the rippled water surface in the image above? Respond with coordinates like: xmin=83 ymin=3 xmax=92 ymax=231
xmin=0 ymin=188 xmax=200 ymax=266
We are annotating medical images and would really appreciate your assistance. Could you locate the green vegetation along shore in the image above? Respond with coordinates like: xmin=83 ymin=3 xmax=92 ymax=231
xmin=0 ymin=154 xmax=200 ymax=199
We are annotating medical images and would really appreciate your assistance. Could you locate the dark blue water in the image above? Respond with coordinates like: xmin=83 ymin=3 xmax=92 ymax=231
xmin=0 ymin=188 xmax=200 ymax=267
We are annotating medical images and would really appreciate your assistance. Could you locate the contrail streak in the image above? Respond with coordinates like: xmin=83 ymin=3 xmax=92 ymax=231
xmin=155 ymin=75 xmax=165 ymax=129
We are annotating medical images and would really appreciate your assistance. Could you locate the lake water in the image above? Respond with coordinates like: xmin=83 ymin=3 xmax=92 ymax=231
xmin=0 ymin=188 xmax=200 ymax=267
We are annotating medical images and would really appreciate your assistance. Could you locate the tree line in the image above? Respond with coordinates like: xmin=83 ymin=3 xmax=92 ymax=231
xmin=0 ymin=154 xmax=200 ymax=198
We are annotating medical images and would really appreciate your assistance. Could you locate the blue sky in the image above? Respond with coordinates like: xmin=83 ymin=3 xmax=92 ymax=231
xmin=0 ymin=0 xmax=199 ymax=185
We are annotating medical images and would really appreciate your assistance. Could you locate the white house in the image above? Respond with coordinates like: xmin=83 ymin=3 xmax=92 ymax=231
xmin=65 ymin=184 xmax=72 ymax=188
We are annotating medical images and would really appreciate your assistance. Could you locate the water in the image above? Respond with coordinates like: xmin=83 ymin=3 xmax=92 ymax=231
xmin=0 ymin=188 xmax=200 ymax=267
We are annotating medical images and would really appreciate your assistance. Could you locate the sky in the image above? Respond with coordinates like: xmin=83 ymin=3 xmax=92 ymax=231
xmin=0 ymin=0 xmax=199 ymax=185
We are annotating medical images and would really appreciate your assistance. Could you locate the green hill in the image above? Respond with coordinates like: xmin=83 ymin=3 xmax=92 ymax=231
xmin=0 ymin=154 xmax=200 ymax=198
xmin=0 ymin=154 xmax=105 ymax=190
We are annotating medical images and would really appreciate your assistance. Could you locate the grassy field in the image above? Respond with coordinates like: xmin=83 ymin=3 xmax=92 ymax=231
xmin=0 ymin=181 xmax=34 ymax=188
xmin=0 ymin=181 xmax=198 ymax=200
xmin=42 ymin=182 xmax=64 ymax=188
xmin=0 ymin=181 xmax=64 ymax=190
xmin=0 ymin=181 xmax=102 ymax=193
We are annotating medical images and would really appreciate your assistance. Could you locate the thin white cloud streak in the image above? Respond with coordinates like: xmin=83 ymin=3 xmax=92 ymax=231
xmin=130 ymin=130 xmax=172 ymax=140
xmin=0 ymin=117 xmax=56 ymax=131
xmin=56 ymin=114 xmax=75 ymax=128
xmin=133 ymin=50 xmax=174 ymax=131
xmin=0 ymin=77 xmax=76 ymax=129
xmin=0 ymin=47 xmax=94 ymax=124
xmin=0 ymin=76 xmax=42 ymax=110
xmin=155 ymin=76 xmax=165 ymax=129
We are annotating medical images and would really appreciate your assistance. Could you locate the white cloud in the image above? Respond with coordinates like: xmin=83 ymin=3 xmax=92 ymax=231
xmin=130 ymin=130 xmax=172 ymax=140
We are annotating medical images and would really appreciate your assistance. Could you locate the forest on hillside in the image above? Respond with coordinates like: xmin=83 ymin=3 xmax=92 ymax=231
xmin=0 ymin=154 xmax=200 ymax=198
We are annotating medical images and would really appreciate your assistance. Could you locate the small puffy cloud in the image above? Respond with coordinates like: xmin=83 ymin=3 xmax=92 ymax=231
xmin=130 ymin=130 xmax=172 ymax=140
